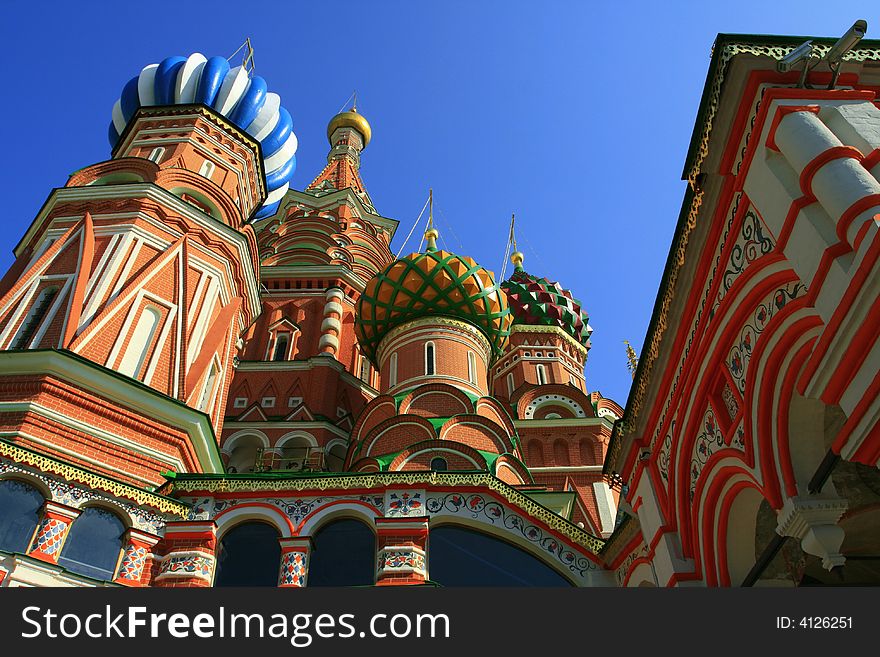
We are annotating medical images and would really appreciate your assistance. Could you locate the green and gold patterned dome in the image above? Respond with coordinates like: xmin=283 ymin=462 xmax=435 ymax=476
xmin=355 ymin=228 xmax=511 ymax=364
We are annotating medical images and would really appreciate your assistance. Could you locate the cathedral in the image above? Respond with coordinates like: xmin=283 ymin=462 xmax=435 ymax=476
xmin=0 ymin=26 xmax=878 ymax=587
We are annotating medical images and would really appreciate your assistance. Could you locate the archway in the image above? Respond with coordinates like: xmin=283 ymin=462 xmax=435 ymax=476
xmin=428 ymin=525 xmax=573 ymax=586
xmin=308 ymin=519 xmax=375 ymax=587
xmin=214 ymin=521 xmax=281 ymax=587
xmin=724 ymin=486 xmax=764 ymax=586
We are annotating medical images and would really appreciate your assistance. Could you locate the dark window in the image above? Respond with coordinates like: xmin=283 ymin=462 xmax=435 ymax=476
xmin=57 ymin=507 xmax=125 ymax=581
xmin=308 ymin=519 xmax=375 ymax=587
xmin=430 ymin=457 xmax=448 ymax=471
xmin=428 ymin=526 xmax=572 ymax=587
xmin=0 ymin=479 xmax=44 ymax=553
xmin=12 ymin=287 xmax=58 ymax=349
xmin=425 ymin=343 xmax=435 ymax=375
xmin=215 ymin=522 xmax=281 ymax=587
xmin=273 ymin=334 xmax=289 ymax=361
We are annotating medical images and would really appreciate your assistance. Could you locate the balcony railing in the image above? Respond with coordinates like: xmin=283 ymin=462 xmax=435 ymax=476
xmin=254 ymin=446 xmax=325 ymax=473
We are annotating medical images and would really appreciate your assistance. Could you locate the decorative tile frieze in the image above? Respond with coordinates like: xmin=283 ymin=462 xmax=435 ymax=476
xmin=156 ymin=551 xmax=214 ymax=581
xmin=377 ymin=546 xmax=426 ymax=576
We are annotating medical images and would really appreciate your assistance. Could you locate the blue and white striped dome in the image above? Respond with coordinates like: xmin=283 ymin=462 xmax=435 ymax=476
xmin=108 ymin=53 xmax=297 ymax=220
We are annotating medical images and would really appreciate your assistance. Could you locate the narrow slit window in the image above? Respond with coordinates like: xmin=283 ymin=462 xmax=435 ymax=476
xmin=425 ymin=342 xmax=435 ymax=376
xmin=536 ymin=364 xmax=547 ymax=385
xmin=198 ymin=159 xmax=216 ymax=179
xmin=389 ymin=352 xmax=398 ymax=387
xmin=198 ymin=361 xmax=220 ymax=411
xmin=273 ymin=333 xmax=289 ymax=361
xmin=147 ymin=147 xmax=165 ymax=163
xmin=359 ymin=356 xmax=372 ymax=383
xmin=118 ymin=306 xmax=161 ymax=378
xmin=11 ymin=286 xmax=58 ymax=350
xmin=467 ymin=351 xmax=477 ymax=385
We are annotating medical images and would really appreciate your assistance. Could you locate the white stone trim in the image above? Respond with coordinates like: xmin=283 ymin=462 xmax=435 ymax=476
xmin=0 ymin=401 xmax=186 ymax=475
xmin=0 ymin=350 xmax=223 ymax=473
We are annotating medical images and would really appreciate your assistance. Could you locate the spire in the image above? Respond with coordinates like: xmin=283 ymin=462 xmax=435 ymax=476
xmin=306 ymin=100 xmax=374 ymax=209
xmin=424 ymin=188 xmax=439 ymax=251
xmin=509 ymin=213 xmax=524 ymax=271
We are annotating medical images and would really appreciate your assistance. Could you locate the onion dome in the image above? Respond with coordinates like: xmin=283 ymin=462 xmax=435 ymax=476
xmin=355 ymin=227 xmax=511 ymax=364
xmin=327 ymin=108 xmax=371 ymax=147
xmin=107 ymin=53 xmax=298 ymax=220
xmin=501 ymin=252 xmax=592 ymax=348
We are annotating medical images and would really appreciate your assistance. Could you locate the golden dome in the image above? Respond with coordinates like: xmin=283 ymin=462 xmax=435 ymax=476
xmin=327 ymin=109 xmax=372 ymax=147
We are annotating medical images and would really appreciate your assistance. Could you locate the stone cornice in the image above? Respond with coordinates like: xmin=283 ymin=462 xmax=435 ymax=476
xmin=510 ymin=324 xmax=589 ymax=357
xmin=0 ymin=439 xmax=189 ymax=517
xmin=165 ymin=471 xmax=605 ymax=555
xmin=0 ymin=350 xmax=224 ymax=475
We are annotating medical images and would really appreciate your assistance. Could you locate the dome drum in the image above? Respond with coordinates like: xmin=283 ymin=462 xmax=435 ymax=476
xmin=355 ymin=246 xmax=511 ymax=367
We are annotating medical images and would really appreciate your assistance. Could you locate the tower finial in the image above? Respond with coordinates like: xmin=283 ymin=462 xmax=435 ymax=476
xmin=624 ymin=340 xmax=639 ymax=379
xmin=352 ymin=90 xmax=358 ymax=112
xmin=424 ymin=188 xmax=439 ymax=251
xmin=509 ymin=213 xmax=524 ymax=270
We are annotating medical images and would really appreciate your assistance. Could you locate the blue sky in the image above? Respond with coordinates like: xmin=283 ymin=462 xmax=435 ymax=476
xmin=0 ymin=2 xmax=871 ymax=404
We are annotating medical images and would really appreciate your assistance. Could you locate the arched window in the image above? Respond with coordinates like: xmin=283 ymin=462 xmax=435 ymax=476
xmin=430 ymin=457 xmax=448 ymax=471
xmin=527 ymin=440 xmax=544 ymax=466
xmin=308 ymin=519 xmax=375 ymax=587
xmin=147 ymin=147 xmax=165 ymax=163
xmin=388 ymin=352 xmax=398 ymax=387
xmin=536 ymin=364 xmax=547 ymax=385
xmin=425 ymin=342 xmax=435 ymax=376
xmin=118 ymin=306 xmax=161 ymax=378
xmin=57 ymin=507 xmax=125 ymax=581
xmin=325 ymin=443 xmax=348 ymax=472
xmin=226 ymin=434 xmax=264 ymax=474
xmin=11 ymin=286 xmax=59 ymax=349
xmin=0 ymin=479 xmax=44 ymax=553
xmin=214 ymin=522 xmax=281 ymax=587
xmin=553 ymin=439 xmax=570 ymax=466
xmin=198 ymin=160 xmax=216 ymax=180
xmin=506 ymin=373 xmax=515 ymax=397
xmin=467 ymin=351 xmax=477 ymax=385
xmin=273 ymin=333 xmax=289 ymax=361
xmin=429 ymin=526 xmax=572 ymax=586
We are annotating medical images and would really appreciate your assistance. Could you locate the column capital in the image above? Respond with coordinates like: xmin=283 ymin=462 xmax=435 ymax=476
xmin=375 ymin=516 xmax=429 ymax=538
xmin=42 ymin=501 xmax=81 ymax=522
xmin=776 ymin=495 xmax=848 ymax=570
xmin=279 ymin=536 xmax=313 ymax=552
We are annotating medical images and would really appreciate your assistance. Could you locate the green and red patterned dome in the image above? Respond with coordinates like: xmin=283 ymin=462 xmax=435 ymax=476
xmin=355 ymin=229 xmax=511 ymax=364
xmin=501 ymin=252 xmax=592 ymax=348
